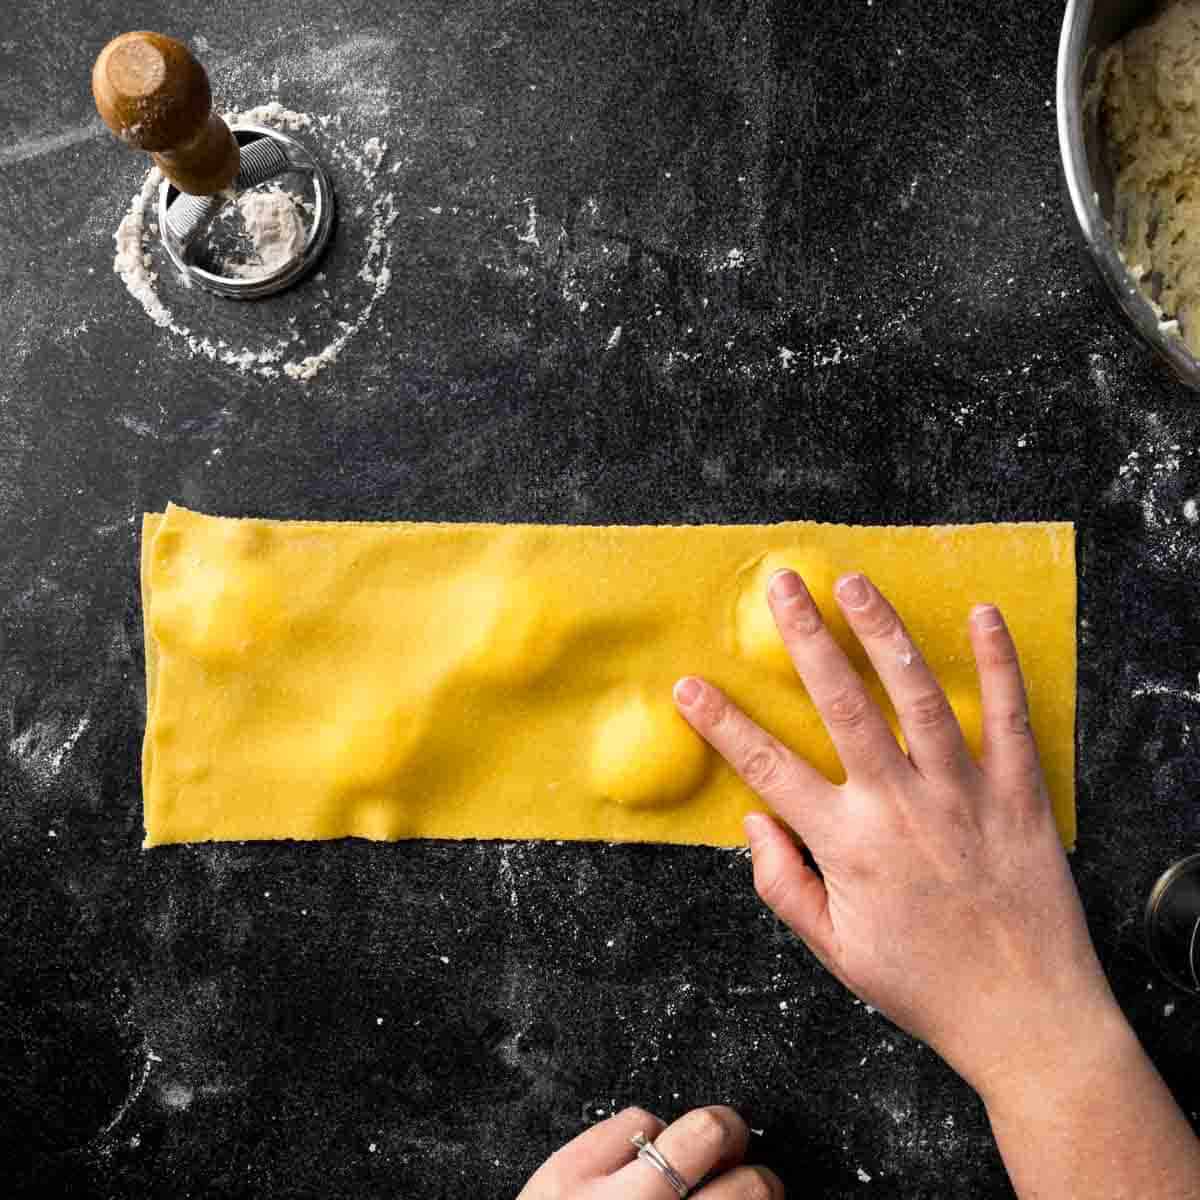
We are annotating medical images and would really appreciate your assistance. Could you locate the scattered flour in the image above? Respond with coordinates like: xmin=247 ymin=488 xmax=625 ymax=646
xmin=223 ymin=99 xmax=314 ymax=132
xmin=516 ymin=198 xmax=540 ymax=247
xmin=813 ymin=344 xmax=847 ymax=368
xmin=1130 ymin=678 xmax=1200 ymax=705
xmin=285 ymin=192 xmax=397 ymax=380
xmin=159 ymin=1081 xmax=194 ymax=1111
xmin=113 ymin=170 xmax=172 ymax=329
xmin=358 ymin=135 xmax=388 ymax=180
xmin=49 ymin=714 xmax=91 ymax=772
xmin=1105 ymin=410 xmax=1195 ymax=565
xmin=8 ymin=712 xmax=92 ymax=780
xmin=496 ymin=843 xmax=522 ymax=913
xmin=91 ymin=1041 xmax=159 ymax=1146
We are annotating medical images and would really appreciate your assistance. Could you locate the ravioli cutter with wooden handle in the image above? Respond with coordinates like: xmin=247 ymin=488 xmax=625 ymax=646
xmin=92 ymin=29 xmax=335 ymax=298
xmin=92 ymin=30 xmax=239 ymax=195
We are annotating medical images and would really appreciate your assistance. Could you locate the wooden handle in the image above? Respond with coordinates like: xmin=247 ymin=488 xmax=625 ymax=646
xmin=92 ymin=31 xmax=240 ymax=196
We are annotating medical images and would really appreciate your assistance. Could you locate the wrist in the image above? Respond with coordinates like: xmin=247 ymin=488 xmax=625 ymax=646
xmin=971 ymin=988 xmax=1140 ymax=1118
xmin=971 ymin=988 xmax=1200 ymax=1200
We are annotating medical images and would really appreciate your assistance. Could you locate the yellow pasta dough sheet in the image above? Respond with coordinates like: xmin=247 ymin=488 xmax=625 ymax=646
xmin=141 ymin=504 xmax=1077 ymax=849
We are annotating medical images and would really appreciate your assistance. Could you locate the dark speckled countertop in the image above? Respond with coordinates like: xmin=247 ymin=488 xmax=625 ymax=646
xmin=2 ymin=1 xmax=1199 ymax=1196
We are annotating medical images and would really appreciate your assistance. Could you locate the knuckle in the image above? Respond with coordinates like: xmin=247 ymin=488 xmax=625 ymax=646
xmin=739 ymin=739 xmax=790 ymax=792
xmin=683 ymin=1105 xmax=740 ymax=1152
xmin=978 ymin=638 xmax=1019 ymax=668
xmin=852 ymin=749 xmax=895 ymax=788
xmin=621 ymin=1106 xmax=662 ymax=1132
xmin=858 ymin=605 xmax=900 ymax=641
xmin=755 ymin=866 xmax=794 ymax=913
xmin=1030 ymin=775 xmax=1053 ymax=812
xmin=698 ymin=688 xmax=731 ymax=730
xmin=933 ymin=749 xmax=967 ymax=776
xmin=996 ymin=707 xmax=1032 ymax=737
xmin=825 ymin=686 xmax=871 ymax=732
xmin=776 ymin=593 xmax=823 ymax=637
xmin=904 ymin=689 xmax=954 ymax=730
xmin=1009 ymin=764 xmax=1048 ymax=807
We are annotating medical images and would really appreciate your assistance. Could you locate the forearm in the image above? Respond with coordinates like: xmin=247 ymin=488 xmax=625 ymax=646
xmin=980 ymin=1003 xmax=1200 ymax=1200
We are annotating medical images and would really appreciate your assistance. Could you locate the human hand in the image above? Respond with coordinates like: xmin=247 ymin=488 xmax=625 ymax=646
xmin=516 ymin=1105 xmax=782 ymax=1200
xmin=673 ymin=569 xmax=1121 ymax=1101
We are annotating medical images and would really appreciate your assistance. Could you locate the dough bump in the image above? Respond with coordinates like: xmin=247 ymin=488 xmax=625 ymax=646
xmin=590 ymin=691 xmax=710 ymax=809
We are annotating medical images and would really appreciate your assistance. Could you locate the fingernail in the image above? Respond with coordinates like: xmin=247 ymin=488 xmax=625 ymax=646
xmin=744 ymin=813 xmax=770 ymax=844
xmin=674 ymin=676 xmax=702 ymax=707
xmin=836 ymin=573 xmax=869 ymax=610
xmin=972 ymin=604 xmax=1005 ymax=631
xmin=769 ymin=568 xmax=805 ymax=603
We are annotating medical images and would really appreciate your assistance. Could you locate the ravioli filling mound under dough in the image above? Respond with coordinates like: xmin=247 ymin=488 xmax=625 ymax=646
xmin=1100 ymin=0 xmax=1200 ymax=353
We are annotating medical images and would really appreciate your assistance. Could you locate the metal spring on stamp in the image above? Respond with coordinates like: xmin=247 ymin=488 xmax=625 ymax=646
xmin=164 ymin=136 xmax=293 ymax=245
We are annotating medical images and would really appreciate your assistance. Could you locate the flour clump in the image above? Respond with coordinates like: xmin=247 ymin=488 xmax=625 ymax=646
xmin=227 ymin=190 xmax=307 ymax=278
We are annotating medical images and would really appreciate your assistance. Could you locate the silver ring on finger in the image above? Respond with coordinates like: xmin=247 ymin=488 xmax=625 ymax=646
xmin=630 ymin=1131 xmax=691 ymax=1198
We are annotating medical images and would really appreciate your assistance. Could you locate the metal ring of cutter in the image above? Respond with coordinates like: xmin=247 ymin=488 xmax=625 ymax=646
xmin=157 ymin=124 xmax=335 ymax=299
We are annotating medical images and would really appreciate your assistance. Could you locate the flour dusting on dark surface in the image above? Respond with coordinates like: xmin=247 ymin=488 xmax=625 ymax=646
xmin=3 ymin=0 xmax=1200 ymax=1197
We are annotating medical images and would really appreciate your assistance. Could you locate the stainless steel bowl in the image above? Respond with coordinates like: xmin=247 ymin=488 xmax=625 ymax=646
xmin=1057 ymin=0 xmax=1200 ymax=387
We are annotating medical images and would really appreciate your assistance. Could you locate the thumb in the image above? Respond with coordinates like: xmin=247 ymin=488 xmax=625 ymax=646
xmin=745 ymin=813 xmax=835 ymax=962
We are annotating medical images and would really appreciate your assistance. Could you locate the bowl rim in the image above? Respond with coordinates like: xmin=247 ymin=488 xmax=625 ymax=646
xmin=1056 ymin=0 xmax=1200 ymax=388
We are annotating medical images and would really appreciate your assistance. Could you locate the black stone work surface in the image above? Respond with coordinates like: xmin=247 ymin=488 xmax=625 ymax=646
xmin=2 ymin=0 xmax=1200 ymax=1196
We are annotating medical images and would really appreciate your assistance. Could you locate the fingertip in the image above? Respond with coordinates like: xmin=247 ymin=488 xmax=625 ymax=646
xmin=616 ymin=1105 xmax=664 ymax=1132
xmin=743 ymin=811 xmax=776 ymax=846
xmin=673 ymin=676 xmax=702 ymax=708
xmin=834 ymin=572 xmax=870 ymax=611
xmin=768 ymin=568 xmax=806 ymax=604
xmin=971 ymin=603 xmax=1006 ymax=631
xmin=751 ymin=1164 xmax=786 ymax=1198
